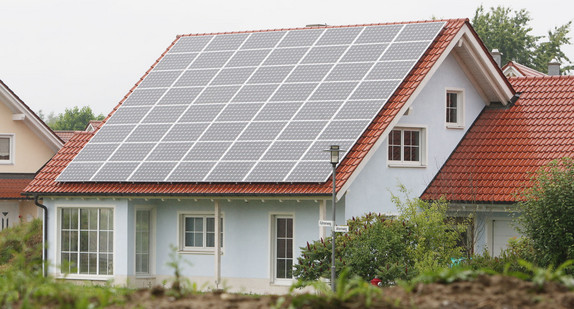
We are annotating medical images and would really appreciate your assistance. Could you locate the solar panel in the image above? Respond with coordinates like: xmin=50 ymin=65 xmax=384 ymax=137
xmin=57 ymin=21 xmax=446 ymax=183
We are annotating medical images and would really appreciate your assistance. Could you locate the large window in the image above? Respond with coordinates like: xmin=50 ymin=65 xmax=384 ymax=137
xmin=60 ymin=208 xmax=113 ymax=275
xmin=273 ymin=216 xmax=294 ymax=280
xmin=0 ymin=135 xmax=13 ymax=164
xmin=446 ymin=90 xmax=464 ymax=127
xmin=388 ymin=128 xmax=425 ymax=165
xmin=135 ymin=209 xmax=151 ymax=275
xmin=181 ymin=215 xmax=223 ymax=251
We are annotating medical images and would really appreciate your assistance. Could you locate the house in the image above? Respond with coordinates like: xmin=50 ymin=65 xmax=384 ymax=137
xmin=0 ymin=79 xmax=64 ymax=230
xmin=24 ymin=19 xmax=515 ymax=293
xmin=423 ymin=73 xmax=574 ymax=257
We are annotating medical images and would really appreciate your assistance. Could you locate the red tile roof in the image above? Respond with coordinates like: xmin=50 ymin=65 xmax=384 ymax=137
xmin=54 ymin=131 xmax=75 ymax=143
xmin=0 ymin=178 xmax=34 ymax=199
xmin=24 ymin=19 xmax=467 ymax=197
xmin=502 ymin=61 xmax=547 ymax=77
xmin=422 ymin=75 xmax=574 ymax=203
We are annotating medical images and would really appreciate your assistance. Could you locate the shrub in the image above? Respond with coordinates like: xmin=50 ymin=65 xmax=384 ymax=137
xmin=294 ymin=188 xmax=469 ymax=284
xmin=516 ymin=157 xmax=574 ymax=267
xmin=292 ymin=213 xmax=413 ymax=285
xmin=393 ymin=186 xmax=468 ymax=274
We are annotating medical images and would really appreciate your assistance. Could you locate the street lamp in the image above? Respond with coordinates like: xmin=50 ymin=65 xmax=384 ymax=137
xmin=325 ymin=145 xmax=344 ymax=292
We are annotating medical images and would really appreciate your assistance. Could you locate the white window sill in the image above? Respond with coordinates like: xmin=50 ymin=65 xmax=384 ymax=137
xmin=135 ymin=275 xmax=156 ymax=279
xmin=0 ymin=161 xmax=14 ymax=165
xmin=178 ymin=249 xmax=224 ymax=255
xmin=57 ymin=274 xmax=114 ymax=281
xmin=388 ymin=162 xmax=426 ymax=168
xmin=446 ymin=124 xmax=464 ymax=129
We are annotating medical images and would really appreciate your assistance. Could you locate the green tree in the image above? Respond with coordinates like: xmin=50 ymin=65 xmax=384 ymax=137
xmin=37 ymin=109 xmax=58 ymax=128
xmin=50 ymin=106 xmax=104 ymax=131
xmin=472 ymin=5 xmax=572 ymax=73
xmin=516 ymin=157 xmax=574 ymax=267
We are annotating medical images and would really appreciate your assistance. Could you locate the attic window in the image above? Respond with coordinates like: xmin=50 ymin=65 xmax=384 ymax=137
xmin=446 ymin=89 xmax=464 ymax=128
xmin=0 ymin=135 xmax=14 ymax=164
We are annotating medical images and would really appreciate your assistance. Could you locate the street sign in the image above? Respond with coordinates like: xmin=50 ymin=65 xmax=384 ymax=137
xmin=334 ymin=225 xmax=349 ymax=233
xmin=319 ymin=220 xmax=334 ymax=227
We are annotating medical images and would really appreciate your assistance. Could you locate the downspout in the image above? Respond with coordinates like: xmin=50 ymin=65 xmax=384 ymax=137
xmin=34 ymin=195 xmax=48 ymax=277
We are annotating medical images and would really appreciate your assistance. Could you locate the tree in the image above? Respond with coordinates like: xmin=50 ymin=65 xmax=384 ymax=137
xmin=516 ymin=158 xmax=574 ymax=267
xmin=472 ymin=5 xmax=572 ymax=73
xmin=37 ymin=110 xmax=58 ymax=128
xmin=50 ymin=106 xmax=104 ymax=131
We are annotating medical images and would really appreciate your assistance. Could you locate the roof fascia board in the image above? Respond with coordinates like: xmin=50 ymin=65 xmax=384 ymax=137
xmin=336 ymin=24 xmax=468 ymax=200
xmin=0 ymin=84 xmax=64 ymax=151
xmin=456 ymin=26 xmax=514 ymax=103
xmin=502 ymin=66 xmax=523 ymax=77
xmin=37 ymin=194 xmax=330 ymax=201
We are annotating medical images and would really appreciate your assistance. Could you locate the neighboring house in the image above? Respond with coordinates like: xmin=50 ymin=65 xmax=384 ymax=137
xmin=85 ymin=120 xmax=103 ymax=132
xmin=423 ymin=75 xmax=574 ymax=257
xmin=502 ymin=61 xmax=547 ymax=78
xmin=24 ymin=19 xmax=514 ymax=293
xmin=54 ymin=131 xmax=75 ymax=143
xmin=0 ymin=79 xmax=64 ymax=230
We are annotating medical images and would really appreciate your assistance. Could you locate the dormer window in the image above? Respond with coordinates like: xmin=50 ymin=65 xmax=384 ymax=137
xmin=446 ymin=89 xmax=464 ymax=128
xmin=0 ymin=135 xmax=14 ymax=164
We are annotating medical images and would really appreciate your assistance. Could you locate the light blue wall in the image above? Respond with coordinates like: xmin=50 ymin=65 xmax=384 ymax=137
xmin=131 ymin=198 xmax=342 ymax=279
xmin=345 ymin=54 xmax=486 ymax=218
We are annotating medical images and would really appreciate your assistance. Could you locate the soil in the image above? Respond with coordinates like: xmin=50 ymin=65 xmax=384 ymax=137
xmin=109 ymin=275 xmax=574 ymax=309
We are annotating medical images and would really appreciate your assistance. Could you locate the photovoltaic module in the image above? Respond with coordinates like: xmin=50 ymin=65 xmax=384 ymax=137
xmin=57 ymin=22 xmax=445 ymax=183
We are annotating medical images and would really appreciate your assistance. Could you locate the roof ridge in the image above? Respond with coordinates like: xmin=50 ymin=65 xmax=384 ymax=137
xmin=177 ymin=18 xmax=469 ymax=38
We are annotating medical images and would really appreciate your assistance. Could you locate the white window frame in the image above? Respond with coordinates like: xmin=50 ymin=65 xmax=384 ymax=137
xmin=270 ymin=213 xmax=295 ymax=285
xmin=178 ymin=212 xmax=224 ymax=254
xmin=56 ymin=204 xmax=115 ymax=280
xmin=387 ymin=126 xmax=427 ymax=167
xmin=134 ymin=206 xmax=155 ymax=277
xmin=0 ymin=134 xmax=15 ymax=165
xmin=445 ymin=88 xmax=465 ymax=129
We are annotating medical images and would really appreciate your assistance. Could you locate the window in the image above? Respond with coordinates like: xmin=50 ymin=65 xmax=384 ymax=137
xmin=388 ymin=128 xmax=426 ymax=165
xmin=135 ymin=209 xmax=151 ymax=275
xmin=60 ymin=208 xmax=113 ymax=275
xmin=446 ymin=90 xmax=464 ymax=127
xmin=0 ymin=135 xmax=13 ymax=164
xmin=273 ymin=216 xmax=294 ymax=280
xmin=181 ymin=215 xmax=223 ymax=251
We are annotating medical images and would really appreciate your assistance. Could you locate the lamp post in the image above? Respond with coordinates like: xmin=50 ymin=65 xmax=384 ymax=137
xmin=325 ymin=145 xmax=342 ymax=292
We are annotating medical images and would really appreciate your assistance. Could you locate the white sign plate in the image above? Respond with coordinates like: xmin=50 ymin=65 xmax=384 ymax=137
xmin=334 ymin=225 xmax=349 ymax=233
xmin=319 ymin=220 xmax=334 ymax=227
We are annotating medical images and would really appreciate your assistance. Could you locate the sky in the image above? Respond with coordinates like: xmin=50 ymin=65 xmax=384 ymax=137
xmin=0 ymin=0 xmax=572 ymax=118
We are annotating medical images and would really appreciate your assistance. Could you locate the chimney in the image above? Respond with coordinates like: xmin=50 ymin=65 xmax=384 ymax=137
xmin=548 ymin=58 xmax=561 ymax=76
xmin=491 ymin=49 xmax=502 ymax=68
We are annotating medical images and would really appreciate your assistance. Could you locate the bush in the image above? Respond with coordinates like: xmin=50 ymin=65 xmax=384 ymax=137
xmin=294 ymin=188 xmax=469 ymax=284
xmin=516 ymin=157 xmax=574 ymax=267
xmin=292 ymin=213 xmax=413 ymax=285
xmin=394 ymin=187 xmax=468 ymax=274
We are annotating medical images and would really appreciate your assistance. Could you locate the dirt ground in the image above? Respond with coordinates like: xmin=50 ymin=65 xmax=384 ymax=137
xmin=111 ymin=275 xmax=574 ymax=309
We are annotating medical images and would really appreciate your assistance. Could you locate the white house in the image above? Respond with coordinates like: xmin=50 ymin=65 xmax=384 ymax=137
xmin=25 ymin=19 xmax=515 ymax=293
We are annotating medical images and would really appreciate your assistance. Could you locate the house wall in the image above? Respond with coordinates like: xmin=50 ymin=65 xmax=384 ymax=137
xmin=0 ymin=100 xmax=55 ymax=173
xmin=44 ymin=197 xmax=345 ymax=293
xmin=345 ymin=54 xmax=487 ymax=218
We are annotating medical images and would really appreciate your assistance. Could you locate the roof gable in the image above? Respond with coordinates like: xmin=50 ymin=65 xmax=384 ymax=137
xmin=0 ymin=79 xmax=64 ymax=151
xmin=26 ymin=18 xmax=509 ymax=197
xmin=502 ymin=61 xmax=547 ymax=78
xmin=422 ymin=75 xmax=574 ymax=203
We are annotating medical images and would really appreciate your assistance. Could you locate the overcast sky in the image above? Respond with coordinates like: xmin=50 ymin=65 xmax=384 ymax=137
xmin=1 ymin=0 xmax=572 ymax=117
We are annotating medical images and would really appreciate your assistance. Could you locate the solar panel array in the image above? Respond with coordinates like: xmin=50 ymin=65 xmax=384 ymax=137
xmin=57 ymin=22 xmax=445 ymax=183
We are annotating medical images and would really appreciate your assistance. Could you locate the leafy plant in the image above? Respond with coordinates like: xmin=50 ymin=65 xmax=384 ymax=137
xmin=516 ymin=157 xmax=574 ymax=268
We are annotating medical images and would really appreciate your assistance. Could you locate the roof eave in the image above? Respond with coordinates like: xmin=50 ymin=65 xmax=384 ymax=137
xmin=0 ymin=80 xmax=64 ymax=151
